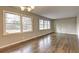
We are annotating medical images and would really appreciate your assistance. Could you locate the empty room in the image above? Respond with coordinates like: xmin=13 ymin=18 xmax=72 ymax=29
xmin=0 ymin=6 xmax=79 ymax=53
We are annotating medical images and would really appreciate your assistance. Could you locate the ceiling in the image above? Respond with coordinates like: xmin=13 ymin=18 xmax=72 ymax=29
xmin=31 ymin=6 xmax=79 ymax=19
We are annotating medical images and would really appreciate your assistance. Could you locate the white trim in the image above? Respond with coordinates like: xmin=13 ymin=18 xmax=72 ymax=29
xmin=21 ymin=15 xmax=33 ymax=32
xmin=39 ymin=19 xmax=51 ymax=30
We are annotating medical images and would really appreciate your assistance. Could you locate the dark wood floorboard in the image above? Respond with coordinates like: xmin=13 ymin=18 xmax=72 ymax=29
xmin=1 ymin=33 xmax=79 ymax=53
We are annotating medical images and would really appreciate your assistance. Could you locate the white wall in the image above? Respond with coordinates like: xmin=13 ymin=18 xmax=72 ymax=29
xmin=77 ymin=16 xmax=79 ymax=35
xmin=55 ymin=17 xmax=77 ymax=34
xmin=76 ymin=15 xmax=79 ymax=48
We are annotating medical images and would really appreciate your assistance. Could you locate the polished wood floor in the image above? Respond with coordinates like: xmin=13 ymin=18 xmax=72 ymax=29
xmin=2 ymin=33 xmax=79 ymax=53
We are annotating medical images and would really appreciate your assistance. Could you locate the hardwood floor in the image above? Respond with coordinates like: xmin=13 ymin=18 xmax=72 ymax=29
xmin=1 ymin=33 xmax=79 ymax=53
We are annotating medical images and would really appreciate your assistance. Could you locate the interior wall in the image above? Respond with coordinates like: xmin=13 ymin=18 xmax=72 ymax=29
xmin=77 ymin=16 xmax=79 ymax=36
xmin=54 ymin=17 xmax=77 ymax=34
xmin=0 ymin=7 xmax=54 ymax=48
xmin=76 ymin=15 xmax=79 ymax=48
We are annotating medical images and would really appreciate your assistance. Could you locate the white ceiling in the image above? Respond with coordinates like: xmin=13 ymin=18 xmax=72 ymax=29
xmin=31 ymin=6 xmax=79 ymax=19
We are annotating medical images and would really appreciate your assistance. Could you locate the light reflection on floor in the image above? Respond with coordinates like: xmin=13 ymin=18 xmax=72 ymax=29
xmin=39 ymin=35 xmax=51 ymax=49
xmin=3 ymin=33 xmax=78 ymax=53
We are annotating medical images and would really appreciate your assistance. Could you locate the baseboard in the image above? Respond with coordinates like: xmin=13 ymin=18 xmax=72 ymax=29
xmin=55 ymin=32 xmax=77 ymax=35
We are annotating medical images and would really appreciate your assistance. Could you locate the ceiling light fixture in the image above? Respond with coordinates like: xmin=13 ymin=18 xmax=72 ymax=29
xmin=20 ymin=6 xmax=35 ymax=12
xmin=20 ymin=6 xmax=25 ymax=11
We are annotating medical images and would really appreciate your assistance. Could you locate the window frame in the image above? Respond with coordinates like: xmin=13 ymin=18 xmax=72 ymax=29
xmin=39 ymin=19 xmax=44 ymax=30
xmin=47 ymin=20 xmax=51 ymax=29
xmin=43 ymin=20 xmax=48 ymax=30
xmin=3 ymin=11 xmax=33 ymax=35
xmin=39 ymin=19 xmax=51 ymax=30
xmin=3 ymin=11 xmax=22 ymax=35
xmin=21 ymin=15 xmax=33 ymax=32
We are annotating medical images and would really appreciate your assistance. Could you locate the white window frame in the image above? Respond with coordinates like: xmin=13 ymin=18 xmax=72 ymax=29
xmin=22 ymin=15 xmax=33 ymax=32
xmin=39 ymin=19 xmax=44 ymax=30
xmin=47 ymin=20 xmax=51 ymax=29
xmin=39 ymin=19 xmax=51 ymax=30
xmin=3 ymin=11 xmax=21 ymax=35
xmin=43 ymin=20 xmax=48 ymax=30
xmin=3 ymin=11 xmax=33 ymax=35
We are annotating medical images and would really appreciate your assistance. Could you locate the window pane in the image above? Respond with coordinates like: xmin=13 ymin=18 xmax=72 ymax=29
xmin=5 ymin=13 xmax=21 ymax=33
xmin=22 ymin=16 xmax=32 ymax=32
xmin=39 ymin=20 xmax=44 ymax=30
xmin=39 ymin=20 xmax=43 ymax=24
xmin=44 ymin=20 xmax=48 ymax=29
xmin=48 ymin=21 xmax=51 ymax=29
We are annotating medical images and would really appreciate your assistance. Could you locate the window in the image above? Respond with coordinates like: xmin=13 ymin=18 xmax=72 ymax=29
xmin=5 ymin=13 xmax=21 ymax=33
xmin=47 ymin=21 xmax=51 ymax=29
xmin=22 ymin=16 xmax=32 ymax=32
xmin=4 ymin=12 xmax=33 ymax=34
xmin=39 ymin=20 xmax=44 ymax=30
xmin=39 ymin=19 xmax=51 ymax=30
xmin=44 ymin=20 xmax=48 ymax=29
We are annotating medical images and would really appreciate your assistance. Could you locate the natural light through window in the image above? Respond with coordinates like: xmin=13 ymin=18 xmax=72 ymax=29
xmin=4 ymin=11 xmax=51 ymax=35
xmin=22 ymin=16 xmax=32 ymax=32
xmin=48 ymin=21 xmax=51 ymax=29
xmin=5 ymin=13 xmax=21 ymax=33
xmin=39 ymin=20 xmax=44 ymax=30
xmin=44 ymin=20 xmax=48 ymax=29
xmin=39 ymin=19 xmax=51 ymax=30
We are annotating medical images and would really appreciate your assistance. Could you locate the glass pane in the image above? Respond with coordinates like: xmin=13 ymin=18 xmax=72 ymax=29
xmin=22 ymin=16 xmax=32 ymax=32
xmin=44 ymin=20 xmax=48 ymax=29
xmin=5 ymin=13 xmax=21 ymax=33
xmin=5 ymin=13 xmax=20 ymax=20
xmin=39 ymin=20 xmax=43 ymax=24
xmin=39 ymin=20 xmax=44 ymax=30
xmin=48 ymin=21 xmax=51 ymax=29
xmin=40 ymin=24 xmax=43 ymax=30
